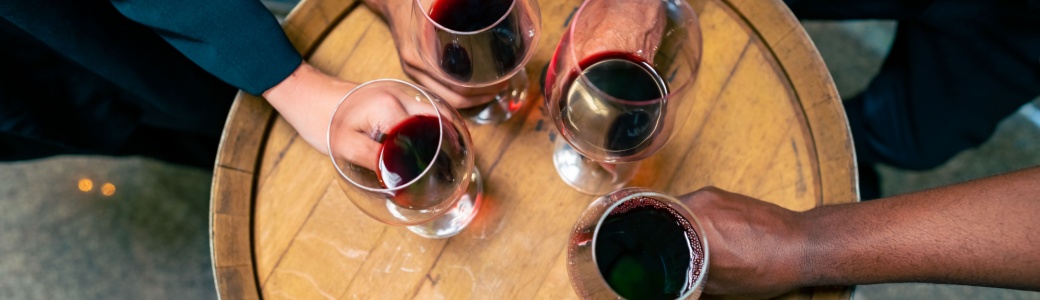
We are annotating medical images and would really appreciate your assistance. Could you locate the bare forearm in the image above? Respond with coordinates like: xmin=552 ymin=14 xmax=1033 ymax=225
xmin=263 ymin=62 xmax=357 ymax=153
xmin=801 ymin=167 xmax=1040 ymax=289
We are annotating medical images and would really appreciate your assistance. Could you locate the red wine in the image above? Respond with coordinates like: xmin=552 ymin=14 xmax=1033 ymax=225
xmin=578 ymin=52 xmax=665 ymax=101
xmin=428 ymin=0 xmax=511 ymax=31
xmin=440 ymin=43 xmax=473 ymax=81
xmin=560 ymin=52 xmax=668 ymax=157
xmin=428 ymin=0 xmax=525 ymax=82
xmin=595 ymin=197 xmax=704 ymax=300
xmin=377 ymin=115 xmax=462 ymax=209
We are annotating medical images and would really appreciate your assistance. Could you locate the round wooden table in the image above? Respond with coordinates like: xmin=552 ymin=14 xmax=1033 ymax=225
xmin=210 ymin=0 xmax=858 ymax=298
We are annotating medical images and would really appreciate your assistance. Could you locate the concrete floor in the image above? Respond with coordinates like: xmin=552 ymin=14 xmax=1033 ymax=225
xmin=1 ymin=9 xmax=1038 ymax=300
xmin=0 ymin=157 xmax=213 ymax=299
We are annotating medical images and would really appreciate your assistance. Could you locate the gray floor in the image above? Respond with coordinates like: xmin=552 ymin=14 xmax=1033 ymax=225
xmin=0 ymin=157 xmax=214 ymax=299
xmin=1 ymin=11 xmax=1038 ymax=300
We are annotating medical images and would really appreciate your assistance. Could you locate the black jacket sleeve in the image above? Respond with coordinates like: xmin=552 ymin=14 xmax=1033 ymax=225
xmin=108 ymin=0 xmax=302 ymax=95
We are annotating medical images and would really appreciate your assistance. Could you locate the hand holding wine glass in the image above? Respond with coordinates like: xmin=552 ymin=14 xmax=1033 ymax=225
xmin=677 ymin=187 xmax=805 ymax=298
xmin=408 ymin=0 xmax=541 ymax=123
xmin=567 ymin=0 xmax=666 ymax=62
xmin=325 ymin=83 xmax=441 ymax=171
xmin=678 ymin=169 xmax=1040 ymax=297
xmin=544 ymin=0 xmax=701 ymax=195
xmin=328 ymin=79 xmax=483 ymax=239
xmin=365 ymin=0 xmax=509 ymax=109
xmin=264 ymin=62 xmax=443 ymax=171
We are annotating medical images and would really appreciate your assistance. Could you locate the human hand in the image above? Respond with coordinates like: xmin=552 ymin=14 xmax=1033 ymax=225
xmin=364 ymin=0 xmax=506 ymax=109
xmin=678 ymin=187 xmax=809 ymax=298
xmin=543 ymin=0 xmax=668 ymax=101
xmin=570 ymin=0 xmax=666 ymax=62
xmin=326 ymin=82 xmax=439 ymax=171
xmin=263 ymin=63 xmax=432 ymax=171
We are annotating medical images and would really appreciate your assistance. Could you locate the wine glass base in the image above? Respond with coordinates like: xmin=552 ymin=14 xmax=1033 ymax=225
xmin=551 ymin=137 xmax=640 ymax=195
xmin=406 ymin=169 xmax=484 ymax=239
xmin=458 ymin=71 xmax=529 ymax=125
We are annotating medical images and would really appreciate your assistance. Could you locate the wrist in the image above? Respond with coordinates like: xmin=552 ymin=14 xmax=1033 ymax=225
xmin=796 ymin=205 xmax=840 ymax=288
xmin=262 ymin=62 xmax=358 ymax=152
xmin=790 ymin=208 xmax=815 ymax=287
xmin=262 ymin=61 xmax=306 ymax=104
xmin=773 ymin=209 xmax=816 ymax=291
xmin=263 ymin=62 xmax=355 ymax=107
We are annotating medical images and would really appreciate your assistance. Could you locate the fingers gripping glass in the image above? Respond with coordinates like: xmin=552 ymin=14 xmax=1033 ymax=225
xmin=543 ymin=0 xmax=702 ymax=195
xmin=412 ymin=0 xmax=541 ymax=123
xmin=328 ymin=79 xmax=483 ymax=239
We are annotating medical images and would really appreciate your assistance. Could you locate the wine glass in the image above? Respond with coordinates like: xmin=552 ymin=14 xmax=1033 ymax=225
xmin=327 ymin=79 xmax=482 ymax=239
xmin=543 ymin=0 xmax=701 ymax=195
xmin=412 ymin=0 xmax=541 ymax=124
xmin=567 ymin=187 xmax=709 ymax=299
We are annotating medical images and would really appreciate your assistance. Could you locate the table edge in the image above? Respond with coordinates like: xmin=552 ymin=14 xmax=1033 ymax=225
xmin=209 ymin=0 xmax=362 ymax=299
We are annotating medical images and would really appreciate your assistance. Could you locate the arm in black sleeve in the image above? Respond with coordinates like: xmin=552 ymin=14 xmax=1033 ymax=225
xmin=108 ymin=0 xmax=302 ymax=95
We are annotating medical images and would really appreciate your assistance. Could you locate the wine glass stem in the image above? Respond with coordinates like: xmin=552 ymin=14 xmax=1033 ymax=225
xmin=458 ymin=71 xmax=529 ymax=124
xmin=551 ymin=136 xmax=640 ymax=195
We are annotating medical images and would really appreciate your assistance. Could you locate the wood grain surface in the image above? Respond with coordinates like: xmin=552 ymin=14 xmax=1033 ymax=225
xmin=210 ymin=0 xmax=858 ymax=299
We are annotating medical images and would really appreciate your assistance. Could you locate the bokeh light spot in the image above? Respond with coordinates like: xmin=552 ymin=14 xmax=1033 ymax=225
xmin=78 ymin=179 xmax=93 ymax=192
xmin=101 ymin=183 xmax=116 ymax=196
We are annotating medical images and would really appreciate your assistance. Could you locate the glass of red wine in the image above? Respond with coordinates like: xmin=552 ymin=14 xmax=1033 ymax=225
xmin=412 ymin=0 xmax=541 ymax=124
xmin=327 ymin=79 xmax=482 ymax=239
xmin=543 ymin=0 xmax=701 ymax=195
xmin=567 ymin=187 xmax=709 ymax=300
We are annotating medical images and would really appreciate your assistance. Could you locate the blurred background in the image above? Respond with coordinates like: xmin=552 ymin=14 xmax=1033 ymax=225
xmin=1 ymin=1 xmax=1038 ymax=299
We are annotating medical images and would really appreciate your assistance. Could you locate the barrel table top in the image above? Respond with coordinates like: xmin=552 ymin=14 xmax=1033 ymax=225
xmin=210 ymin=0 xmax=858 ymax=298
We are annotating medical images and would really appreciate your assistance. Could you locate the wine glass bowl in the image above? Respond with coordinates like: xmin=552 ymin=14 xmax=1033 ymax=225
xmin=328 ymin=79 xmax=482 ymax=239
xmin=412 ymin=0 xmax=541 ymax=123
xmin=543 ymin=0 xmax=701 ymax=194
xmin=551 ymin=57 xmax=671 ymax=163
xmin=567 ymin=187 xmax=709 ymax=300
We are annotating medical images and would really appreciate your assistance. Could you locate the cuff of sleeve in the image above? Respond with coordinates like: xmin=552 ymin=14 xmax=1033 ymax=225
xmin=240 ymin=50 xmax=302 ymax=96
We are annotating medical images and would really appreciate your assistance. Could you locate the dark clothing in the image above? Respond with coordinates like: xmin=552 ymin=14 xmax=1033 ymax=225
xmin=0 ymin=0 xmax=301 ymax=167
xmin=787 ymin=0 xmax=1040 ymax=171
